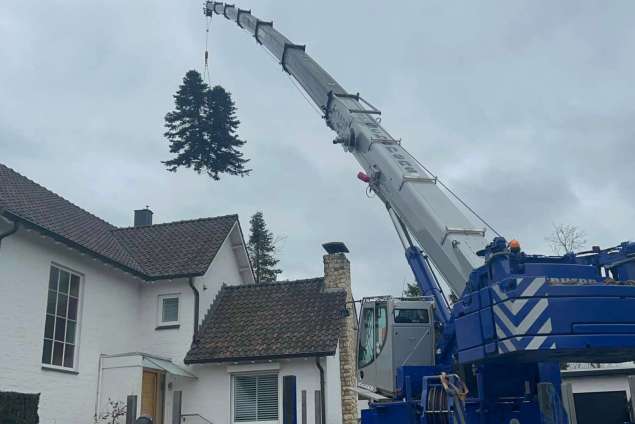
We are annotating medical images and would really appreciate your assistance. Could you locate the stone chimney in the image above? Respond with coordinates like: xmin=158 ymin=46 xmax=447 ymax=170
xmin=323 ymin=243 xmax=358 ymax=424
xmin=134 ymin=207 xmax=153 ymax=227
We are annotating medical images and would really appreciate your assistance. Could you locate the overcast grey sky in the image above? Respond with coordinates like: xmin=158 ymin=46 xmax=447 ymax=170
xmin=2 ymin=1 xmax=634 ymax=298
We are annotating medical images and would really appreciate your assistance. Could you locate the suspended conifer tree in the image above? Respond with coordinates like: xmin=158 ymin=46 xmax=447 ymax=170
xmin=163 ymin=70 xmax=250 ymax=180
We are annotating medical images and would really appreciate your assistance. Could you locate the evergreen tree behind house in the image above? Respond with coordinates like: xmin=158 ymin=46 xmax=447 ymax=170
xmin=247 ymin=211 xmax=282 ymax=284
xmin=403 ymin=282 xmax=421 ymax=297
xmin=163 ymin=70 xmax=251 ymax=180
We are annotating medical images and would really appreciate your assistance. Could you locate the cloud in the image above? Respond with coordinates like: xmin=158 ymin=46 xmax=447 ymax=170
xmin=1 ymin=0 xmax=634 ymax=300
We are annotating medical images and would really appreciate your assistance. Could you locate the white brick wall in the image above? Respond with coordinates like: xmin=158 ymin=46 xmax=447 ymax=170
xmin=173 ymin=358 xmax=338 ymax=424
xmin=0 ymin=229 xmax=142 ymax=424
xmin=0 ymin=226 xmax=249 ymax=424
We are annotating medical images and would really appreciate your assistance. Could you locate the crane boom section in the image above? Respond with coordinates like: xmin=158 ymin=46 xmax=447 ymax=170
xmin=206 ymin=2 xmax=487 ymax=294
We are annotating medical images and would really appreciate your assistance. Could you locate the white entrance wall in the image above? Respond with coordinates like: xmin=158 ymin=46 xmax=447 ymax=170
xmin=173 ymin=358 xmax=341 ymax=424
xmin=99 ymin=355 xmax=143 ymax=416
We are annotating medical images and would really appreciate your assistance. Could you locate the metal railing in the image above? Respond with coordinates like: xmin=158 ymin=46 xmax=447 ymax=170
xmin=181 ymin=413 xmax=214 ymax=424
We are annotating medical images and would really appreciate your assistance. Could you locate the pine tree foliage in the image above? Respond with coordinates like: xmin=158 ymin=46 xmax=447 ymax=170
xmin=247 ymin=211 xmax=282 ymax=284
xmin=163 ymin=70 xmax=250 ymax=180
xmin=403 ymin=282 xmax=422 ymax=297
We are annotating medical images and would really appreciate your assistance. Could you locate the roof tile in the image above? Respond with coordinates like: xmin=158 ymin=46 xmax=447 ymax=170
xmin=185 ymin=278 xmax=347 ymax=363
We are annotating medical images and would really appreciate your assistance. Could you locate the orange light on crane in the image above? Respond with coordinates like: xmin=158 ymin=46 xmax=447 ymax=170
xmin=509 ymin=239 xmax=521 ymax=252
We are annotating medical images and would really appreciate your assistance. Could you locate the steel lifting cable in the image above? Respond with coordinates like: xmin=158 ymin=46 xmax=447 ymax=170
xmin=405 ymin=149 xmax=502 ymax=238
xmin=204 ymin=13 xmax=212 ymax=83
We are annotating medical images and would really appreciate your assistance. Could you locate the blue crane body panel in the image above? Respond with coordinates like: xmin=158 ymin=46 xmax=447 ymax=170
xmin=455 ymin=266 xmax=635 ymax=364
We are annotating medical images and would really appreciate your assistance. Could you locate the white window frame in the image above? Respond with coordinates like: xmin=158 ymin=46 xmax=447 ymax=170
xmin=157 ymin=293 xmax=181 ymax=326
xmin=231 ymin=372 xmax=280 ymax=424
xmin=42 ymin=263 xmax=83 ymax=373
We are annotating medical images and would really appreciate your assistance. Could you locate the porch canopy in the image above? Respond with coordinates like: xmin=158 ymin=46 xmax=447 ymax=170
xmin=142 ymin=356 xmax=196 ymax=378
xmin=101 ymin=352 xmax=197 ymax=379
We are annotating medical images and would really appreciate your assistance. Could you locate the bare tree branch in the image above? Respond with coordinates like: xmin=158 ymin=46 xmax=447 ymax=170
xmin=545 ymin=223 xmax=587 ymax=255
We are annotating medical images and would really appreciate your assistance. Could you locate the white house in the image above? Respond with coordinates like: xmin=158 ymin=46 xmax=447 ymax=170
xmin=0 ymin=163 xmax=355 ymax=424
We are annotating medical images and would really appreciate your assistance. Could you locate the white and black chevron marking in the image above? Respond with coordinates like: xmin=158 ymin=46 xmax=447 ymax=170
xmin=492 ymin=277 xmax=557 ymax=353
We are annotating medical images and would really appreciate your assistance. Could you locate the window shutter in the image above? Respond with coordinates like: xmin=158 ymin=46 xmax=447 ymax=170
xmin=234 ymin=376 xmax=258 ymax=421
xmin=257 ymin=374 xmax=279 ymax=421
xmin=283 ymin=375 xmax=297 ymax=424
xmin=234 ymin=374 xmax=279 ymax=422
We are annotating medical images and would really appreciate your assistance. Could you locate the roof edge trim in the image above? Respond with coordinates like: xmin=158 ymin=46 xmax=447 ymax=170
xmin=184 ymin=351 xmax=337 ymax=365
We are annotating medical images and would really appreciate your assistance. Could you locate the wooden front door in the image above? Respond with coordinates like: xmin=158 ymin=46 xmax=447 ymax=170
xmin=141 ymin=370 xmax=163 ymax=424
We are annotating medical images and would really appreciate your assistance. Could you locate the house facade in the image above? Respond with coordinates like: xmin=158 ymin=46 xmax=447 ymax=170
xmin=0 ymin=163 xmax=353 ymax=424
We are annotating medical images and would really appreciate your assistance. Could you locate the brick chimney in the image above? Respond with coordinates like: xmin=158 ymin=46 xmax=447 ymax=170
xmin=323 ymin=243 xmax=358 ymax=424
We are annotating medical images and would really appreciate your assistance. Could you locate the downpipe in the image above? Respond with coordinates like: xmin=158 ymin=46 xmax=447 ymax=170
xmin=315 ymin=357 xmax=326 ymax=424
xmin=188 ymin=277 xmax=200 ymax=342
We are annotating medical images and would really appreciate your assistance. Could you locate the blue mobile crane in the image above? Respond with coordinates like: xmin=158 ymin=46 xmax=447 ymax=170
xmin=205 ymin=3 xmax=635 ymax=422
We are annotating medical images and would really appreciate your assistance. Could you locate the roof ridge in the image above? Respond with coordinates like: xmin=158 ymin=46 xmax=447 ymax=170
xmin=223 ymin=277 xmax=324 ymax=290
xmin=0 ymin=163 xmax=117 ymax=230
xmin=113 ymin=214 xmax=238 ymax=231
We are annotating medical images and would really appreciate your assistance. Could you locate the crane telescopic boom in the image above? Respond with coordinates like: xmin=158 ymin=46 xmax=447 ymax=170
xmin=206 ymin=2 xmax=487 ymax=296
xmin=205 ymin=4 xmax=635 ymax=423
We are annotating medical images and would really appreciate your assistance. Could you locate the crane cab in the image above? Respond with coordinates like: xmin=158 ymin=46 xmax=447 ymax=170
xmin=357 ymin=297 xmax=436 ymax=395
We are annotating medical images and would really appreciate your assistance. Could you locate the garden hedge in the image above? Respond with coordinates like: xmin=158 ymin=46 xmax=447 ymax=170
xmin=0 ymin=391 xmax=39 ymax=424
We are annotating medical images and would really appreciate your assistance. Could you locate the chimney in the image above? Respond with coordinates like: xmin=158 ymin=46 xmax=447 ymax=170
xmin=322 ymin=242 xmax=358 ymax=424
xmin=134 ymin=207 xmax=153 ymax=227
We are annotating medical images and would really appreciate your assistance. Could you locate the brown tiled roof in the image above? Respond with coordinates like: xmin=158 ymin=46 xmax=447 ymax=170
xmin=0 ymin=163 xmax=238 ymax=280
xmin=113 ymin=216 xmax=237 ymax=278
xmin=185 ymin=278 xmax=347 ymax=363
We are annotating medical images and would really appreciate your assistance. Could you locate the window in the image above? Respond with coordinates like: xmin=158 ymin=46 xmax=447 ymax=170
xmin=358 ymin=307 xmax=375 ymax=368
xmin=42 ymin=265 xmax=81 ymax=369
xmin=358 ymin=303 xmax=388 ymax=368
xmin=394 ymin=308 xmax=430 ymax=324
xmin=233 ymin=374 xmax=279 ymax=423
xmin=158 ymin=294 xmax=180 ymax=326
xmin=375 ymin=303 xmax=388 ymax=355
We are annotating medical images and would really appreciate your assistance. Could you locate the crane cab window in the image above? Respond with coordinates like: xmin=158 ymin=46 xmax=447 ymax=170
xmin=358 ymin=302 xmax=389 ymax=368
xmin=375 ymin=304 xmax=388 ymax=355
xmin=358 ymin=307 xmax=375 ymax=367
xmin=394 ymin=308 xmax=430 ymax=324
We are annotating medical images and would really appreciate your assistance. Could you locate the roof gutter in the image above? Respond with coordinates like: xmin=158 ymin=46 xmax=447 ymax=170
xmin=0 ymin=212 xmax=19 ymax=251
xmin=2 ymin=211 xmax=149 ymax=279
xmin=189 ymin=277 xmax=200 ymax=343
xmin=315 ymin=357 xmax=326 ymax=424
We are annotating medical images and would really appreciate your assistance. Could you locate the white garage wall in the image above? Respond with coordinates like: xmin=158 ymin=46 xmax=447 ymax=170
xmin=564 ymin=373 xmax=632 ymax=397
